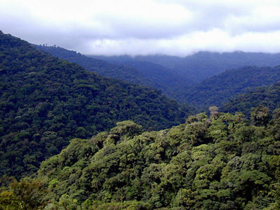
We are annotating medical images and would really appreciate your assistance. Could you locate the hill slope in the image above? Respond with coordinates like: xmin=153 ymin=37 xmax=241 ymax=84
xmin=37 ymin=46 xmax=193 ymax=102
xmin=92 ymin=53 xmax=280 ymax=104
xmin=0 ymin=31 xmax=189 ymax=178
xmin=184 ymin=65 xmax=280 ymax=109
xmin=35 ymin=45 xmax=158 ymax=90
xmin=37 ymin=48 xmax=280 ymax=105
xmin=221 ymin=81 xmax=280 ymax=117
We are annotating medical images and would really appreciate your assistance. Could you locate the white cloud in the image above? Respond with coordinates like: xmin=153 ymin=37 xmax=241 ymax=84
xmin=1 ymin=0 xmax=280 ymax=55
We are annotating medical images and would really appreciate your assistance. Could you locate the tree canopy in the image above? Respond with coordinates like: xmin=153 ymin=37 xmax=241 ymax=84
xmin=1 ymin=108 xmax=280 ymax=209
xmin=0 ymin=32 xmax=190 ymax=179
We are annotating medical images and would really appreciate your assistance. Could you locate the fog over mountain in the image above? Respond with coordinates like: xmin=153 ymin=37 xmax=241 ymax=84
xmin=2 ymin=0 xmax=280 ymax=56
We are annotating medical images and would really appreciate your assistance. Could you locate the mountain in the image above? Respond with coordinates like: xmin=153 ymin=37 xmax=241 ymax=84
xmin=2 ymin=31 xmax=280 ymax=210
xmin=221 ymin=81 xmax=280 ymax=117
xmin=184 ymin=65 xmax=280 ymax=109
xmin=36 ymin=46 xmax=193 ymax=102
xmin=91 ymin=52 xmax=280 ymax=104
xmin=0 ymin=31 xmax=190 ymax=179
xmin=35 ymin=45 xmax=154 ymax=88
xmin=36 ymin=47 xmax=280 ymax=105
xmin=3 ymin=109 xmax=280 ymax=209
xmin=129 ymin=51 xmax=280 ymax=83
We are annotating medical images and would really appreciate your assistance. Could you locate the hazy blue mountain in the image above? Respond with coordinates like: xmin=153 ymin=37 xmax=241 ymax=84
xmin=93 ymin=55 xmax=193 ymax=101
xmin=179 ymin=51 xmax=280 ymax=82
xmin=37 ymin=46 xmax=194 ymax=102
xmin=93 ymin=52 xmax=280 ymax=106
xmin=35 ymin=45 xmax=155 ymax=88
xmin=99 ymin=52 xmax=280 ymax=83
xmin=37 ymin=46 xmax=280 ymax=107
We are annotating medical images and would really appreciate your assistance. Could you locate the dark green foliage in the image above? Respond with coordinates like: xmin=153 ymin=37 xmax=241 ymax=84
xmin=222 ymin=82 xmax=280 ymax=117
xmin=0 ymin=178 xmax=48 ymax=210
xmin=95 ymin=53 xmax=280 ymax=108
xmin=35 ymin=45 xmax=155 ymax=88
xmin=0 ymin=32 xmax=190 ymax=179
xmin=250 ymin=105 xmax=270 ymax=126
xmin=89 ymin=54 xmax=194 ymax=102
xmin=2 ymin=31 xmax=280 ymax=209
xmin=184 ymin=66 xmax=280 ymax=109
xmin=36 ymin=46 xmax=280 ymax=107
xmin=30 ymin=108 xmax=280 ymax=209
xmin=90 ymin=56 xmax=280 ymax=118
xmin=36 ymin=45 xmax=193 ymax=103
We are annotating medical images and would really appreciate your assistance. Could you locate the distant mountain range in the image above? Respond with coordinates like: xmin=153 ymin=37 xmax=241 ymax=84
xmin=36 ymin=45 xmax=193 ymax=102
xmin=93 ymin=51 xmax=280 ymax=83
xmin=37 ymin=45 xmax=280 ymax=109
xmin=35 ymin=45 xmax=154 ymax=88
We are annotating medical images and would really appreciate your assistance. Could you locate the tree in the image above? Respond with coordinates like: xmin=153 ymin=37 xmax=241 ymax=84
xmin=209 ymin=106 xmax=219 ymax=120
xmin=250 ymin=105 xmax=270 ymax=127
xmin=8 ymin=178 xmax=48 ymax=209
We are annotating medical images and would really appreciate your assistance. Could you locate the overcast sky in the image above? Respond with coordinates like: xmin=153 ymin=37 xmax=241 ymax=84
xmin=1 ymin=0 xmax=280 ymax=56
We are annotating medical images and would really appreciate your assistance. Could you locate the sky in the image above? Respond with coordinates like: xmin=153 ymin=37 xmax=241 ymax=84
xmin=1 ymin=0 xmax=280 ymax=56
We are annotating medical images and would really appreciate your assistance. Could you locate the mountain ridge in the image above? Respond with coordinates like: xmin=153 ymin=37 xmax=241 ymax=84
xmin=183 ymin=65 xmax=280 ymax=109
xmin=93 ymin=51 xmax=280 ymax=83
xmin=36 ymin=45 xmax=193 ymax=102
xmin=0 ymin=31 xmax=190 ymax=179
xmin=221 ymin=81 xmax=280 ymax=117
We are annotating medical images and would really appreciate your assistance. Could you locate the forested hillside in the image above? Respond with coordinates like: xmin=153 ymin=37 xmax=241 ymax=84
xmin=36 ymin=45 xmax=192 ymax=102
xmin=111 ymin=59 xmax=191 ymax=100
xmin=2 ymin=31 xmax=280 ymax=210
xmin=35 ymin=45 xmax=157 ymax=90
xmin=93 ymin=53 xmax=280 ymax=105
xmin=0 ymin=31 xmax=190 ymax=179
xmin=36 ymin=46 xmax=280 ymax=106
xmin=222 ymin=82 xmax=280 ymax=117
xmin=127 ymin=52 xmax=280 ymax=82
xmin=184 ymin=65 xmax=280 ymax=109
xmin=1 ymin=108 xmax=280 ymax=209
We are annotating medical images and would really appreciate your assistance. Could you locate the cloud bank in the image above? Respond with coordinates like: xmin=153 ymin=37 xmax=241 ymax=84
xmin=1 ymin=0 xmax=280 ymax=56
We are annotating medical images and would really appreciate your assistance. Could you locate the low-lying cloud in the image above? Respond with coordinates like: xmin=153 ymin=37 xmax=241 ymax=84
xmin=1 ymin=0 xmax=280 ymax=56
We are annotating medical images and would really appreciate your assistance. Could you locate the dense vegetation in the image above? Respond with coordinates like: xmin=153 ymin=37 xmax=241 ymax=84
xmin=0 ymin=31 xmax=190 ymax=179
xmin=35 ymin=45 xmax=155 ymax=89
xmin=2 ymin=31 xmax=280 ymax=209
xmin=184 ymin=66 xmax=280 ymax=109
xmin=222 ymin=82 xmax=280 ymax=117
xmin=36 ymin=45 xmax=192 ymax=102
xmin=94 ymin=53 xmax=280 ymax=105
xmin=36 ymin=46 xmax=280 ymax=106
xmin=2 ymin=107 xmax=280 ymax=209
